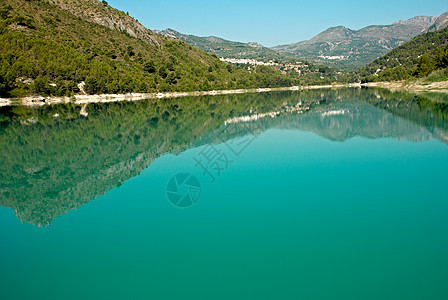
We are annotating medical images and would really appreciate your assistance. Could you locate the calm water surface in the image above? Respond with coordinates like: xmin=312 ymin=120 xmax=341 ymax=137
xmin=1 ymin=88 xmax=447 ymax=299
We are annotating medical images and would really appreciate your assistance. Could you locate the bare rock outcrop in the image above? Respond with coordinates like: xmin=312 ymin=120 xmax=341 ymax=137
xmin=49 ymin=0 xmax=162 ymax=47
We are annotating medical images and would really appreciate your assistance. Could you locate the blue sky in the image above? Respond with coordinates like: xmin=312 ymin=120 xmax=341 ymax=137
xmin=107 ymin=0 xmax=448 ymax=47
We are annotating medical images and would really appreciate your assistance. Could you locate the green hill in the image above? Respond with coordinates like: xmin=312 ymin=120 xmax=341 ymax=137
xmin=154 ymin=28 xmax=290 ymax=62
xmin=358 ymin=27 xmax=448 ymax=82
xmin=0 ymin=0 xmax=295 ymax=98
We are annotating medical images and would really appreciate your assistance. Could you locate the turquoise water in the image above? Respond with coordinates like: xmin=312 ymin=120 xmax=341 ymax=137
xmin=1 ymin=89 xmax=448 ymax=299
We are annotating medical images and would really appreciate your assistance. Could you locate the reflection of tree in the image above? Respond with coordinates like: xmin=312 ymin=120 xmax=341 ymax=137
xmin=361 ymin=89 xmax=448 ymax=138
xmin=0 ymin=92 xmax=300 ymax=226
xmin=0 ymin=88 xmax=446 ymax=226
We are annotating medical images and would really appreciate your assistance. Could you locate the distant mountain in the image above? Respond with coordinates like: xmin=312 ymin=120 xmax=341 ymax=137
xmin=154 ymin=28 xmax=290 ymax=61
xmin=272 ymin=15 xmax=440 ymax=68
xmin=393 ymin=16 xmax=437 ymax=27
xmin=427 ymin=11 xmax=448 ymax=32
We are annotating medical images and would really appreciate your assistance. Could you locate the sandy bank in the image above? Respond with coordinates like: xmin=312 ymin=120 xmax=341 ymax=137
xmin=362 ymin=81 xmax=448 ymax=93
xmin=2 ymin=81 xmax=448 ymax=108
xmin=0 ymin=84 xmax=360 ymax=107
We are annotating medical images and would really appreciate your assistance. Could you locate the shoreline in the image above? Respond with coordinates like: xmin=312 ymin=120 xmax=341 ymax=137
xmin=0 ymin=84 xmax=360 ymax=107
xmin=362 ymin=80 xmax=448 ymax=93
xmin=1 ymin=81 xmax=447 ymax=107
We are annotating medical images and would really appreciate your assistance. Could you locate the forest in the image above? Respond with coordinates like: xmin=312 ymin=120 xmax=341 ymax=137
xmin=0 ymin=1 xmax=296 ymax=98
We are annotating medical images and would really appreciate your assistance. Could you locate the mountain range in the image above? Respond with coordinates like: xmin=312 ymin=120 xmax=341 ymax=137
xmin=157 ymin=12 xmax=448 ymax=69
xmin=275 ymin=11 xmax=448 ymax=68
xmin=154 ymin=28 xmax=288 ymax=62
xmin=272 ymin=16 xmax=437 ymax=67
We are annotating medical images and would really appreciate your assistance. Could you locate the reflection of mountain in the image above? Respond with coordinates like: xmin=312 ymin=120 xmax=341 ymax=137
xmin=198 ymin=89 xmax=448 ymax=145
xmin=362 ymin=91 xmax=448 ymax=143
xmin=266 ymin=101 xmax=436 ymax=142
xmin=0 ymin=89 xmax=447 ymax=226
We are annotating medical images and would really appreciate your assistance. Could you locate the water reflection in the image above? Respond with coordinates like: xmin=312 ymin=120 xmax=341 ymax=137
xmin=0 ymin=88 xmax=447 ymax=225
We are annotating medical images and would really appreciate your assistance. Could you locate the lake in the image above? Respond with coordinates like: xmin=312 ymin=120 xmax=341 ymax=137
xmin=1 ymin=88 xmax=447 ymax=299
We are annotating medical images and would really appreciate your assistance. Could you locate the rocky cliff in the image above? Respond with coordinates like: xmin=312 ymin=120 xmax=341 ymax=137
xmin=48 ymin=0 xmax=161 ymax=46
